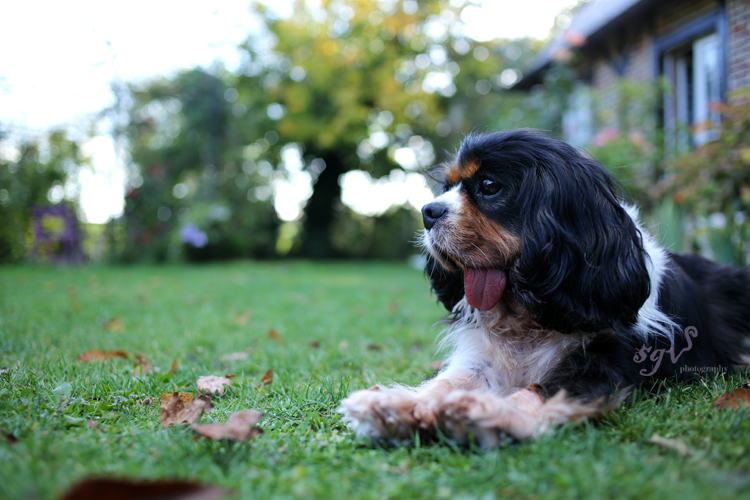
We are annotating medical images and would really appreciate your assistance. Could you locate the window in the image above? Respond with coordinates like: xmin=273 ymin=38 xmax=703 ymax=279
xmin=562 ymin=83 xmax=594 ymax=147
xmin=656 ymin=9 xmax=726 ymax=152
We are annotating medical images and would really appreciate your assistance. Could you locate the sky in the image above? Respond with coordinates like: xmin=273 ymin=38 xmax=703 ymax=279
xmin=0 ymin=0 xmax=574 ymax=224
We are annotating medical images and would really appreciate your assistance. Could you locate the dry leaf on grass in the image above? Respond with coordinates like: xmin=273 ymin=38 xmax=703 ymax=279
xmin=233 ymin=311 xmax=251 ymax=327
xmin=648 ymin=435 xmax=691 ymax=457
xmin=2 ymin=428 xmax=18 ymax=445
xmin=308 ymin=340 xmax=320 ymax=348
xmin=197 ymin=375 xmax=233 ymax=395
xmin=59 ymin=478 xmax=230 ymax=500
xmin=159 ymin=392 xmax=193 ymax=407
xmin=267 ymin=328 xmax=282 ymax=341
xmin=261 ymin=369 xmax=273 ymax=385
xmin=159 ymin=393 xmax=214 ymax=427
xmin=78 ymin=350 xmax=129 ymax=362
xmin=170 ymin=360 xmax=178 ymax=375
xmin=367 ymin=343 xmax=383 ymax=351
xmin=715 ymin=388 xmax=750 ymax=409
xmin=102 ymin=317 xmax=124 ymax=332
xmin=220 ymin=352 xmax=249 ymax=362
xmin=132 ymin=354 xmax=153 ymax=376
xmin=192 ymin=409 xmax=264 ymax=441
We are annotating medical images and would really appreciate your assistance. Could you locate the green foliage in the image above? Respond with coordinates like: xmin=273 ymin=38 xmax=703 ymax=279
xmin=232 ymin=0 xmax=535 ymax=257
xmin=112 ymin=69 xmax=280 ymax=262
xmin=522 ymin=65 xmax=750 ymax=265
xmin=654 ymin=90 xmax=750 ymax=266
xmin=586 ymin=80 xmax=664 ymax=209
xmin=108 ymin=1 xmax=541 ymax=261
xmin=0 ymin=130 xmax=82 ymax=263
xmin=520 ymin=62 xmax=579 ymax=136
xmin=331 ymin=205 xmax=423 ymax=259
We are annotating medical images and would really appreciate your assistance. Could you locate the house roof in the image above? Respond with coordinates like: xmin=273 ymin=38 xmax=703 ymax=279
xmin=514 ymin=0 xmax=656 ymax=89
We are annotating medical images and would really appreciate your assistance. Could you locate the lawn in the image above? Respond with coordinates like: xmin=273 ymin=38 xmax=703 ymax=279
xmin=1 ymin=261 xmax=749 ymax=500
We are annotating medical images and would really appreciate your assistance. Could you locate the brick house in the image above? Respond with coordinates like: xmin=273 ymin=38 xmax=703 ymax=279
xmin=514 ymin=0 xmax=750 ymax=148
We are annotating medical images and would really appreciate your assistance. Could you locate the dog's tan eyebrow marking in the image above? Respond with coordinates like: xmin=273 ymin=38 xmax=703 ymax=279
xmin=444 ymin=160 xmax=480 ymax=186
xmin=444 ymin=163 xmax=460 ymax=185
xmin=459 ymin=160 xmax=481 ymax=179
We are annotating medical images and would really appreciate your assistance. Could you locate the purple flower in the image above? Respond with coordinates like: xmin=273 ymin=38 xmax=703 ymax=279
xmin=180 ymin=223 xmax=208 ymax=248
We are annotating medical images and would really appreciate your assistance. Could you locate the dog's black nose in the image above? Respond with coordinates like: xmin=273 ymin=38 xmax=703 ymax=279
xmin=422 ymin=202 xmax=448 ymax=229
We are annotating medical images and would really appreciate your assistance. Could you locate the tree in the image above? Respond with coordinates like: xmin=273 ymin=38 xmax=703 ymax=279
xmin=115 ymin=68 xmax=278 ymax=262
xmin=235 ymin=0 xmax=532 ymax=257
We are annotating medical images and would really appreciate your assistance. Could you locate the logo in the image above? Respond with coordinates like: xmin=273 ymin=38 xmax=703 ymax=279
xmin=633 ymin=326 xmax=698 ymax=377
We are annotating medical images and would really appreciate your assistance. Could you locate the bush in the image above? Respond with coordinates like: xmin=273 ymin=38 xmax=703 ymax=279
xmin=653 ymin=90 xmax=750 ymax=266
xmin=0 ymin=131 xmax=81 ymax=263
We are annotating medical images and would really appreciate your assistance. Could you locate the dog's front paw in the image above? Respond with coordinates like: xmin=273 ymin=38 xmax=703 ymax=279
xmin=438 ymin=390 xmax=537 ymax=446
xmin=338 ymin=386 xmax=435 ymax=442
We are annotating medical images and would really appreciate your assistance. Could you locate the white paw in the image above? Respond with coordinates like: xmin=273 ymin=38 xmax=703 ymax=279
xmin=338 ymin=386 xmax=435 ymax=442
xmin=438 ymin=390 xmax=536 ymax=446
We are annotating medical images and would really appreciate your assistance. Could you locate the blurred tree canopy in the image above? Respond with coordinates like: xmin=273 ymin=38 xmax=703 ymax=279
xmin=110 ymin=0 xmax=538 ymax=261
xmin=232 ymin=0 xmax=537 ymax=257
xmin=0 ymin=129 xmax=83 ymax=262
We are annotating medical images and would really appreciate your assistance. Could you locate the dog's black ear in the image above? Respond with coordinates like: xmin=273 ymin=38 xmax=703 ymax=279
xmin=425 ymin=253 xmax=465 ymax=312
xmin=510 ymin=147 xmax=651 ymax=334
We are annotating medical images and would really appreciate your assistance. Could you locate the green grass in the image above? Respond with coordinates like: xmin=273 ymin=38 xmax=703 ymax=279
xmin=1 ymin=262 xmax=749 ymax=500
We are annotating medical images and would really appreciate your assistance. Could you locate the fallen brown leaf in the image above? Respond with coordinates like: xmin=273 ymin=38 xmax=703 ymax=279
xmin=648 ymin=435 xmax=691 ymax=457
xmin=267 ymin=328 xmax=282 ymax=341
xmin=78 ymin=350 xmax=129 ymax=362
xmin=59 ymin=478 xmax=230 ymax=500
xmin=191 ymin=409 xmax=264 ymax=441
xmin=367 ymin=343 xmax=383 ymax=351
xmin=715 ymin=388 xmax=750 ymax=409
xmin=233 ymin=311 xmax=251 ymax=327
xmin=308 ymin=340 xmax=320 ymax=348
xmin=132 ymin=354 xmax=153 ymax=376
xmin=159 ymin=392 xmax=193 ymax=408
xmin=197 ymin=375 xmax=233 ymax=395
xmin=159 ymin=393 xmax=213 ymax=428
xmin=2 ymin=428 xmax=18 ymax=445
xmin=103 ymin=317 xmax=124 ymax=332
xmin=170 ymin=360 xmax=178 ymax=375
xmin=261 ymin=369 xmax=273 ymax=385
xmin=220 ymin=352 xmax=249 ymax=362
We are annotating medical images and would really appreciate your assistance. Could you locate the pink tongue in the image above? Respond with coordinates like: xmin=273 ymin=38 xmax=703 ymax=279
xmin=464 ymin=269 xmax=507 ymax=310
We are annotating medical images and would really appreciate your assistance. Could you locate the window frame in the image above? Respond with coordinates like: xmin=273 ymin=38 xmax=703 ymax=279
xmin=652 ymin=6 xmax=728 ymax=151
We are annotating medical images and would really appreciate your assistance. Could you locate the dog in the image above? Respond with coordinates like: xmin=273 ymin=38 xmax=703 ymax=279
xmin=339 ymin=129 xmax=750 ymax=446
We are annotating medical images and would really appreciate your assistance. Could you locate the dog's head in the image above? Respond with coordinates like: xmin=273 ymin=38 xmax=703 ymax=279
xmin=422 ymin=129 xmax=651 ymax=334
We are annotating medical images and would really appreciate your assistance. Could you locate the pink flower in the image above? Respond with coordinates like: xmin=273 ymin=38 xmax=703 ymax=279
xmin=592 ymin=127 xmax=619 ymax=147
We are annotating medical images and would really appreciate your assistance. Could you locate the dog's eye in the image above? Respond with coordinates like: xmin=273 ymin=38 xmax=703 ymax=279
xmin=479 ymin=179 xmax=501 ymax=196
